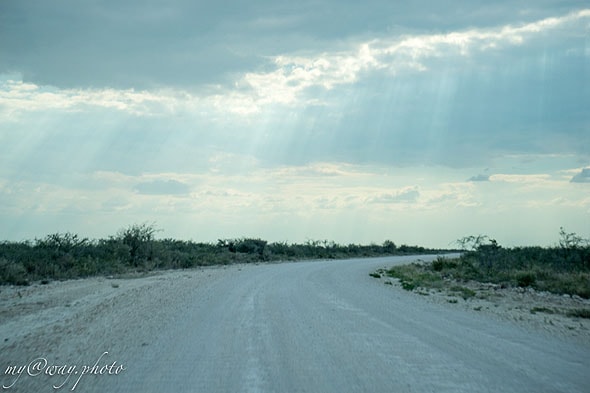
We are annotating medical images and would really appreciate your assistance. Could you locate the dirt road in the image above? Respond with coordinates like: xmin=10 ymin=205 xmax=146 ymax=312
xmin=1 ymin=256 xmax=588 ymax=392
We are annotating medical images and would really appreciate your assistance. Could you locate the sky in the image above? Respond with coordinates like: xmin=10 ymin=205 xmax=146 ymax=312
xmin=0 ymin=0 xmax=589 ymax=248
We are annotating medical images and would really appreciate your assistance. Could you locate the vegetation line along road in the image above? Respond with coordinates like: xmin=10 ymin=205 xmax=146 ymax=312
xmin=371 ymin=229 xmax=590 ymax=319
xmin=0 ymin=223 xmax=450 ymax=286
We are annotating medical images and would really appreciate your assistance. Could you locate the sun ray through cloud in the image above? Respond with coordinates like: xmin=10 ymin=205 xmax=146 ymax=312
xmin=0 ymin=3 xmax=588 ymax=246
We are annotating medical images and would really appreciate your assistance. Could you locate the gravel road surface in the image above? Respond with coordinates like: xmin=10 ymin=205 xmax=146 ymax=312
xmin=1 ymin=255 xmax=589 ymax=392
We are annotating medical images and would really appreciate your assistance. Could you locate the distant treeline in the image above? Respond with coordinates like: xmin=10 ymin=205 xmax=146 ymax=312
xmin=0 ymin=223 xmax=449 ymax=285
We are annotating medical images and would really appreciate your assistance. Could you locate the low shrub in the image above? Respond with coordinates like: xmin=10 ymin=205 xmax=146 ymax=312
xmin=516 ymin=272 xmax=536 ymax=288
xmin=530 ymin=307 xmax=555 ymax=314
xmin=401 ymin=281 xmax=417 ymax=291
xmin=449 ymin=285 xmax=476 ymax=300
xmin=0 ymin=258 xmax=29 ymax=286
xmin=566 ymin=309 xmax=590 ymax=319
xmin=432 ymin=256 xmax=458 ymax=272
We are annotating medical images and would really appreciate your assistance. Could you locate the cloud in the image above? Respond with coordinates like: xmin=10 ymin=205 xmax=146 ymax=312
xmin=272 ymin=162 xmax=360 ymax=178
xmin=366 ymin=188 xmax=420 ymax=204
xmin=0 ymin=76 xmax=192 ymax=119
xmin=489 ymin=174 xmax=553 ymax=183
xmin=1 ymin=159 xmax=588 ymax=246
xmin=570 ymin=168 xmax=590 ymax=183
xmin=233 ymin=9 xmax=590 ymax=109
xmin=1 ymin=7 xmax=587 ymax=174
xmin=2 ymin=1 xmax=587 ymax=90
xmin=133 ymin=180 xmax=191 ymax=195
xmin=468 ymin=174 xmax=490 ymax=182
xmin=2 ymin=9 xmax=589 ymax=114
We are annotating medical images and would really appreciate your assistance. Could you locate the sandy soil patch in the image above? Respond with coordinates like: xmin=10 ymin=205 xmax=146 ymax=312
xmin=375 ymin=274 xmax=590 ymax=343
xmin=0 ymin=265 xmax=241 ymax=392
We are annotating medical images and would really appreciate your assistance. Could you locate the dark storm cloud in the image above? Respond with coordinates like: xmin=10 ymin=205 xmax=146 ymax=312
xmin=0 ymin=1 xmax=588 ymax=177
xmin=1 ymin=0 xmax=586 ymax=89
xmin=570 ymin=168 xmax=590 ymax=183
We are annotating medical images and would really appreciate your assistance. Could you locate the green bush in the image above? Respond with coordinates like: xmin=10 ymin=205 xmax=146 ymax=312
xmin=385 ymin=263 xmax=444 ymax=291
xmin=449 ymin=285 xmax=476 ymax=300
xmin=516 ymin=272 xmax=536 ymax=288
xmin=566 ymin=308 xmax=590 ymax=319
xmin=116 ymin=223 xmax=159 ymax=266
xmin=432 ymin=256 xmax=458 ymax=271
xmin=530 ymin=307 xmax=555 ymax=314
xmin=235 ymin=238 xmax=267 ymax=257
xmin=401 ymin=281 xmax=417 ymax=291
xmin=0 ymin=258 xmax=29 ymax=286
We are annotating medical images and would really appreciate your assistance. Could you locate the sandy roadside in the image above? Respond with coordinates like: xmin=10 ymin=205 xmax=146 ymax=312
xmin=0 ymin=265 xmax=243 ymax=392
xmin=372 ymin=271 xmax=590 ymax=344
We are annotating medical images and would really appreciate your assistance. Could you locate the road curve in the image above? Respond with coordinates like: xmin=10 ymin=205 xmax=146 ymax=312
xmin=81 ymin=255 xmax=588 ymax=393
xmin=5 ymin=256 xmax=585 ymax=392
